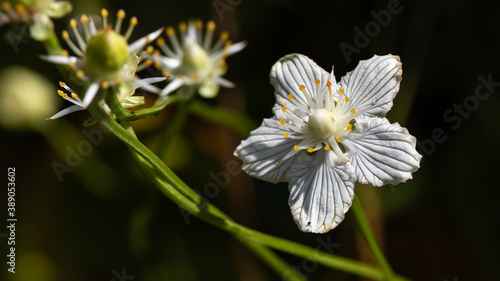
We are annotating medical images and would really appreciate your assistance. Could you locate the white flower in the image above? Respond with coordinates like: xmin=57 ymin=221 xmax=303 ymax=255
xmin=41 ymin=9 xmax=164 ymax=119
xmin=234 ymin=54 xmax=422 ymax=233
xmin=151 ymin=19 xmax=246 ymax=98
xmin=0 ymin=0 xmax=72 ymax=40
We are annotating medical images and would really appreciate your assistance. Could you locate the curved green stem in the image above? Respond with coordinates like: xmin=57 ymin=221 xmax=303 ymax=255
xmin=156 ymin=100 xmax=191 ymax=157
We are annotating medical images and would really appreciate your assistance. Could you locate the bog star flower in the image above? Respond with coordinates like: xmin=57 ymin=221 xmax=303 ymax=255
xmin=41 ymin=9 xmax=164 ymax=119
xmin=151 ymin=19 xmax=246 ymax=98
xmin=0 ymin=0 xmax=72 ymax=40
xmin=234 ymin=54 xmax=422 ymax=233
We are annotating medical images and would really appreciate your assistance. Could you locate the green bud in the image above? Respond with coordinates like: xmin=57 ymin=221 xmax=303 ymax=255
xmin=181 ymin=42 xmax=208 ymax=76
xmin=85 ymin=28 xmax=129 ymax=79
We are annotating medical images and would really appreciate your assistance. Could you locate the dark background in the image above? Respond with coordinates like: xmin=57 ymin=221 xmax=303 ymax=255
xmin=1 ymin=0 xmax=499 ymax=280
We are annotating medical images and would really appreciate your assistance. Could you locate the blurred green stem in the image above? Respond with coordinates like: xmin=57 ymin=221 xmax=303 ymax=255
xmin=190 ymin=99 xmax=258 ymax=137
xmin=156 ymin=100 xmax=191 ymax=157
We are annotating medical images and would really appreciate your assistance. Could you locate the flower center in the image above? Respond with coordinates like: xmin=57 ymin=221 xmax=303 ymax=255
xmin=181 ymin=42 xmax=208 ymax=76
xmin=85 ymin=28 xmax=129 ymax=79
xmin=308 ymin=109 xmax=339 ymax=140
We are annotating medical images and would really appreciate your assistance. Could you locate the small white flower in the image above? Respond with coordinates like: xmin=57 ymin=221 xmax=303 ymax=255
xmin=234 ymin=54 xmax=422 ymax=233
xmin=151 ymin=19 xmax=246 ymax=98
xmin=41 ymin=9 xmax=164 ymax=119
xmin=0 ymin=0 xmax=72 ymax=40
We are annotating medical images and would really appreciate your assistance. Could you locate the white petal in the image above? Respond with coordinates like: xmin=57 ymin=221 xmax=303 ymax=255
xmin=128 ymin=28 xmax=163 ymax=54
xmin=82 ymin=82 xmax=99 ymax=106
xmin=288 ymin=150 xmax=356 ymax=233
xmin=133 ymin=79 xmax=161 ymax=94
xmin=47 ymin=104 xmax=85 ymax=120
xmin=234 ymin=118 xmax=301 ymax=184
xmin=212 ymin=76 xmax=234 ymax=88
xmin=40 ymin=55 xmax=77 ymax=65
xmin=270 ymin=53 xmax=331 ymax=109
xmin=160 ymin=78 xmax=183 ymax=96
xmin=226 ymin=41 xmax=247 ymax=56
xmin=343 ymin=117 xmax=422 ymax=187
xmin=339 ymin=55 xmax=402 ymax=117
xmin=157 ymin=56 xmax=180 ymax=70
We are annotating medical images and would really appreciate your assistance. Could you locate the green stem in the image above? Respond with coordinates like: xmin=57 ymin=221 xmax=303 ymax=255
xmin=156 ymin=100 xmax=191 ymax=157
xmin=190 ymin=99 xmax=258 ymax=137
xmin=351 ymin=196 xmax=399 ymax=281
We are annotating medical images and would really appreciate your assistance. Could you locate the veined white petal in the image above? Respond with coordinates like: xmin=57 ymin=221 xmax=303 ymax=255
xmin=47 ymin=104 xmax=85 ymax=120
xmin=160 ymin=78 xmax=183 ymax=96
xmin=128 ymin=28 xmax=163 ymax=54
xmin=270 ymin=53 xmax=331 ymax=109
xmin=212 ymin=76 xmax=234 ymax=88
xmin=82 ymin=82 xmax=99 ymax=106
xmin=234 ymin=118 xmax=302 ymax=184
xmin=288 ymin=150 xmax=356 ymax=233
xmin=339 ymin=55 xmax=402 ymax=117
xmin=40 ymin=55 xmax=77 ymax=65
xmin=343 ymin=117 xmax=422 ymax=187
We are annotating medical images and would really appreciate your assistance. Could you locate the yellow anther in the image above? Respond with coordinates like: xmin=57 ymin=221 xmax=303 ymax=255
xmin=350 ymin=109 xmax=356 ymax=114
xmin=62 ymin=30 xmax=70 ymax=39
xmin=224 ymin=41 xmax=232 ymax=48
xmin=299 ymin=85 xmax=305 ymax=91
xmin=145 ymin=59 xmax=153 ymax=66
xmin=156 ymin=37 xmax=165 ymax=46
xmin=68 ymin=61 xmax=75 ymax=68
xmin=336 ymin=137 xmax=342 ymax=142
xmin=61 ymin=50 xmax=69 ymax=56
xmin=307 ymin=148 xmax=314 ymax=153
xmin=178 ymin=22 xmax=187 ymax=31
xmin=76 ymin=70 xmax=84 ymax=79
xmin=115 ymin=77 xmax=123 ymax=84
xmin=326 ymin=81 xmax=332 ymax=87
xmin=192 ymin=75 xmax=199 ymax=81
xmin=281 ymin=107 xmax=287 ymax=112
xmin=1 ymin=2 xmax=11 ymax=11
xmin=207 ymin=21 xmax=215 ymax=30
xmin=220 ymin=31 xmax=229 ymax=40
xmin=288 ymin=94 xmax=294 ymax=100
xmin=347 ymin=124 xmax=353 ymax=131
xmin=145 ymin=45 xmax=154 ymax=54
xmin=153 ymin=61 xmax=160 ymax=68
xmin=71 ymin=93 xmax=78 ymax=99
xmin=324 ymin=145 xmax=330 ymax=151
xmin=153 ymin=49 xmax=161 ymax=56
xmin=177 ymin=75 xmax=183 ymax=79
xmin=166 ymin=26 xmax=175 ymax=36
xmin=195 ymin=19 xmax=203 ymax=29
xmin=222 ymin=50 xmax=229 ymax=57
xmin=81 ymin=15 xmax=88 ymax=23
xmin=339 ymin=87 xmax=345 ymax=94
xmin=294 ymin=145 xmax=299 ymax=151
xmin=345 ymin=97 xmax=350 ymax=102
xmin=145 ymin=35 xmax=152 ymax=43
xmin=101 ymin=8 xmax=109 ymax=17
xmin=130 ymin=17 xmax=138 ymax=26
xmin=279 ymin=119 xmax=285 ymax=125
xmin=57 ymin=90 xmax=64 ymax=96
xmin=315 ymin=79 xmax=320 ymax=85
xmin=219 ymin=60 xmax=227 ymax=67
xmin=70 ymin=19 xmax=77 ymax=28
xmin=283 ymin=133 xmax=289 ymax=137
xmin=117 ymin=9 xmax=125 ymax=19
xmin=101 ymin=81 xmax=110 ymax=89
xmin=59 ymin=81 xmax=66 ymax=87
xmin=61 ymin=93 xmax=68 ymax=99
xmin=14 ymin=4 xmax=24 ymax=13
xmin=207 ymin=72 xmax=213 ymax=78
xmin=162 ymin=70 xmax=170 ymax=77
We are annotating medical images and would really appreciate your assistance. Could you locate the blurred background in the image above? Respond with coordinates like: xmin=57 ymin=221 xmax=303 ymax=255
xmin=1 ymin=0 xmax=499 ymax=280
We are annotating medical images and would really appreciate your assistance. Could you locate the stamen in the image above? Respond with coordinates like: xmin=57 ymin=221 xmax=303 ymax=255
xmin=76 ymin=70 xmax=84 ymax=79
xmin=156 ymin=37 xmax=176 ymax=57
xmin=315 ymin=79 xmax=323 ymax=108
xmin=294 ymin=145 xmax=299 ymax=151
xmin=347 ymin=124 xmax=352 ymax=131
xmin=101 ymin=8 xmax=108 ymax=28
xmin=101 ymin=81 xmax=110 ymax=89
xmin=307 ymin=148 xmax=314 ymax=153
xmin=204 ymin=21 xmax=215 ymax=50
xmin=324 ymin=145 xmax=330 ymax=150
xmin=124 ymin=17 xmax=138 ymax=41
xmin=115 ymin=9 xmax=126 ymax=33
xmin=279 ymin=119 xmax=285 ymax=125
xmin=281 ymin=106 xmax=286 ymax=112
xmin=299 ymin=84 xmax=318 ymax=110
xmin=81 ymin=15 xmax=92 ymax=41
xmin=283 ymin=133 xmax=289 ymax=137
xmin=336 ymin=137 xmax=342 ymax=142
xmin=211 ymin=31 xmax=229 ymax=53
xmin=166 ymin=26 xmax=182 ymax=54
xmin=62 ymin=30 xmax=83 ymax=56
xmin=70 ymin=19 xmax=86 ymax=51
xmin=350 ymin=109 xmax=356 ymax=114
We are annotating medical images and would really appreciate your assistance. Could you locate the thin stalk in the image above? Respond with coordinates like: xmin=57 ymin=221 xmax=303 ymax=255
xmin=156 ymin=100 xmax=191 ymax=157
